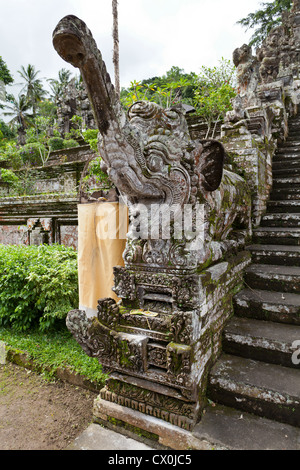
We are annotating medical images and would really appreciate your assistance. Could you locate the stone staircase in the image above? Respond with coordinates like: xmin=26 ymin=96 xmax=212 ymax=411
xmin=194 ymin=113 xmax=300 ymax=450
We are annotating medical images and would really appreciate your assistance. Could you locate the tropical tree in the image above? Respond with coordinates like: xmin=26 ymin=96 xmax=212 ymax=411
xmin=237 ymin=0 xmax=292 ymax=47
xmin=0 ymin=56 xmax=13 ymax=86
xmin=120 ymin=67 xmax=197 ymax=108
xmin=48 ymin=68 xmax=74 ymax=105
xmin=17 ymin=64 xmax=47 ymax=115
xmin=193 ymin=58 xmax=237 ymax=138
xmin=3 ymin=94 xmax=33 ymax=131
xmin=0 ymin=56 xmax=13 ymax=108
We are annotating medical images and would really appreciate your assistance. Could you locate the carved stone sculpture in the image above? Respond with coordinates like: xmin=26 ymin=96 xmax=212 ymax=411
xmin=53 ymin=15 xmax=251 ymax=432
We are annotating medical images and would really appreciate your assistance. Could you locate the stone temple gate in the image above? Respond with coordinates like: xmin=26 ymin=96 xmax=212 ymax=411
xmin=52 ymin=2 xmax=300 ymax=449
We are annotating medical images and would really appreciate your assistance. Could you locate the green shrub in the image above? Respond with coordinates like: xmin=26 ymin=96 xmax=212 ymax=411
xmin=48 ymin=136 xmax=64 ymax=151
xmin=0 ymin=168 xmax=19 ymax=184
xmin=63 ymin=139 xmax=80 ymax=149
xmin=19 ymin=142 xmax=44 ymax=166
xmin=82 ymin=129 xmax=98 ymax=141
xmin=0 ymin=142 xmax=23 ymax=169
xmin=83 ymin=129 xmax=99 ymax=153
xmin=0 ymin=244 xmax=78 ymax=331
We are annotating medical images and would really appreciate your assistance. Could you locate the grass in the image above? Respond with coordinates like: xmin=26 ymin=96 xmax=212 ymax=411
xmin=0 ymin=325 xmax=108 ymax=386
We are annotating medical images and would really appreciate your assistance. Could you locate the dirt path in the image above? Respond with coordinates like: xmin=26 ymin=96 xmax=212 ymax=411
xmin=0 ymin=362 xmax=97 ymax=450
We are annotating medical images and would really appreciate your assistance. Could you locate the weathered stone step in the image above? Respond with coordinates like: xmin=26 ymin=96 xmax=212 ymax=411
xmin=270 ymin=189 xmax=300 ymax=201
xmin=272 ymin=176 xmax=300 ymax=187
xmin=208 ymin=354 xmax=300 ymax=427
xmin=233 ymin=288 xmax=300 ymax=325
xmin=273 ymin=159 xmax=300 ymax=170
xmin=244 ymin=263 xmax=300 ymax=293
xmin=194 ymin=403 xmax=300 ymax=450
xmin=261 ymin=213 xmax=300 ymax=227
xmin=287 ymin=124 xmax=300 ymax=131
xmin=272 ymin=167 xmax=300 ymax=177
xmin=280 ymin=141 xmax=300 ymax=150
xmin=277 ymin=147 xmax=300 ymax=155
xmin=223 ymin=317 xmax=300 ymax=368
xmin=252 ymin=227 xmax=300 ymax=245
xmin=273 ymin=152 xmax=300 ymax=161
xmin=267 ymin=200 xmax=300 ymax=213
xmin=248 ymin=244 xmax=300 ymax=266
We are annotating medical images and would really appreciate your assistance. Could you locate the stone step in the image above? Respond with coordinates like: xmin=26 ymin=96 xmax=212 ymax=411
xmin=261 ymin=213 xmax=300 ymax=227
xmin=272 ymin=167 xmax=300 ymax=177
xmin=272 ymin=176 xmax=300 ymax=187
xmin=273 ymin=159 xmax=300 ymax=170
xmin=244 ymin=263 xmax=300 ymax=293
xmin=252 ymin=227 xmax=300 ymax=245
xmin=247 ymin=244 xmax=300 ymax=266
xmin=233 ymin=288 xmax=300 ymax=325
xmin=280 ymin=141 xmax=300 ymax=150
xmin=194 ymin=404 xmax=300 ymax=450
xmin=277 ymin=147 xmax=300 ymax=155
xmin=267 ymin=200 xmax=300 ymax=213
xmin=273 ymin=153 xmax=300 ymax=161
xmin=270 ymin=189 xmax=300 ymax=201
xmin=207 ymin=354 xmax=300 ymax=427
xmin=223 ymin=317 xmax=300 ymax=368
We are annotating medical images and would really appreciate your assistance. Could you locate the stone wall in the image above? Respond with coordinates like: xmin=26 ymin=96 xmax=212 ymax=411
xmin=0 ymin=144 xmax=97 ymax=249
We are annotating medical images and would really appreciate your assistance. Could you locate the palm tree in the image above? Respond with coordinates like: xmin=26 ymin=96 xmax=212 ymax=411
xmin=58 ymin=68 xmax=72 ymax=88
xmin=4 ymin=94 xmax=32 ymax=128
xmin=48 ymin=68 xmax=73 ymax=104
xmin=18 ymin=64 xmax=47 ymax=115
xmin=48 ymin=80 xmax=62 ymax=104
xmin=3 ymin=93 xmax=33 ymax=144
xmin=112 ymin=0 xmax=120 ymax=98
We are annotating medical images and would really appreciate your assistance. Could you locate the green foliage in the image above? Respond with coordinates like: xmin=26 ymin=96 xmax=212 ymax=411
xmin=0 ymin=326 xmax=108 ymax=384
xmin=47 ymin=136 xmax=64 ymax=151
xmin=193 ymin=58 xmax=237 ymax=138
xmin=18 ymin=64 xmax=47 ymax=115
xmin=18 ymin=142 xmax=45 ymax=166
xmin=0 ymin=168 xmax=19 ymax=184
xmin=0 ymin=244 xmax=78 ymax=331
xmin=82 ymin=128 xmax=98 ymax=154
xmin=3 ymin=93 xmax=33 ymax=129
xmin=63 ymin=138 xmax=80 ymax=149
xmin=120 ymin=61 xmax=236 ymax=138
xmin=47 ymin=136 xmax=80 ymax=151
xmin=0 ymin=119 xmax=16 ymax=140
xmin=47 ymin=68 xmax=74 ymax=105
xmin=237 ymin=0 xmax=292 ymax=47
xmin=9 ymin=168 xmax=39 ymax=196
xmin=0 ymin=56 xmax=13 ymax=86
xmin=82 ymin=156 xmax=113 ymax=192
xmin=0 ymin=58 xmax=13 ymax=109
xmin=120 ymin=67 xmax=197 ymax=109
xmin=0 ymin=142 xmax=23 ymax=169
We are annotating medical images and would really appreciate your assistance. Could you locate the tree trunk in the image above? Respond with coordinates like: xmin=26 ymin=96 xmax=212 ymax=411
xmin=112 ymin=0 xmax=120 ymax=98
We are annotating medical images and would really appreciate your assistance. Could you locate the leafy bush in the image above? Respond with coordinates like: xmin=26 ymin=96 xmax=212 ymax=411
xmin=48 ymin=136 xmax=64 ymax=151
xmin=82 ymin=129 xmax=98 ymax=153
xmin=82 ymin=129 xmax=98 ymax=141
xmin=18 ymin=142 xmax=45 ymax=166
xmin=0 ymin=142 xmax=23 ymax=169
xmin=63 ymin=138 xmax=80 ymax=149
xmin=0 ymin=168 xmax=19 ymax=184
xmin=0 ymin=244 xmax=78 ymax=331
xmin=0 ymin=119 xmax=16 ymax=140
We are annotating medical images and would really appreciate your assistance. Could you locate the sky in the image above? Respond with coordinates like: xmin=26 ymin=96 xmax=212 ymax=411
xmin=0 ymin=0 xmax=269 ymax=100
